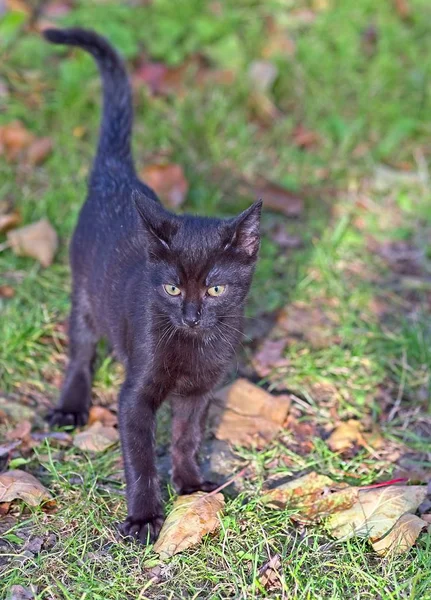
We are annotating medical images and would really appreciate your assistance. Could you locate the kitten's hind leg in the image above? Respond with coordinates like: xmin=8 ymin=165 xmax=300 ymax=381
xmin=171 ymin=394 xmax=218 ymax=495
xmin=49 ymin=291 xmax=98 ymax=428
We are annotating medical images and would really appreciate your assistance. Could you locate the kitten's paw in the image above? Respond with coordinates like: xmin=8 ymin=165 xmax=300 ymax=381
xmin=119 ymin=515 xmax=164 ymax=545
xmin=47 ymin=408 xmax=88 ymax=429
xmin=177 ymin=480 xmax=219 ymax=495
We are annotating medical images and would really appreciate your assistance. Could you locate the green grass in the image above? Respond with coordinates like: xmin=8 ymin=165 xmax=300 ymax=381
xmin=1 ymin=0 xmax=431 ymax=598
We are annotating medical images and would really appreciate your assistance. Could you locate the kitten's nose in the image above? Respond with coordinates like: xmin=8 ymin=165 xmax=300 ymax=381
xmin=182 ymin=315 xmax=200 ymax=328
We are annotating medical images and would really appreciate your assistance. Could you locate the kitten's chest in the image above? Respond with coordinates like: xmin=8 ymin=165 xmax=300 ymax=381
xmin=155 ymin=336 xmax=229 ymax=397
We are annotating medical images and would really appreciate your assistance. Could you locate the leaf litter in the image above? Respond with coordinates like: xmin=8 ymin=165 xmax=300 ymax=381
xmin=210 ymin=378 xmax=291 ymax=447
xmin=6 ymin=218 xmax=58 ymax=267
xmin=0 ymin=470 xmax=52 ymax=507
xmin=153 ymin=491 xmax=225 ymax=559
xmin=262 ymin=471 xmax=428 ymax=556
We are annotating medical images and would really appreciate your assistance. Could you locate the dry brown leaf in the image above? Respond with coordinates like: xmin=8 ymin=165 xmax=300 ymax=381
xmin=26 ymin=137 xmax=53 ymax=166
xmin=283 ymin=415 xmax=317 ymax=455
xmin=7 ymin=218 xmax=58 ymax=267
xmin=262 ymin=18 xmax=296 ymax=59
xmin=88 ymin=406 xmax=118 ymax=427
xmin=248 ymin=92 xmax=281 ymax=127
xmin=0 ymin=285 xmax=16 ymax=299
xmin=327 ymin=485 xmax=428 ymax=540
xmin=248 ymin=60 xmax=278 ymax=93
xmin=0 ymin=211 xmax=21 ymax=233
xmin=327 ymin=420 xmax=363 ymax=452
xmin=211 ymin=379 xmax=291 ymax=447
xmin=258 ymin=554 xmax=282 ymax=590
xmin=140 ymin=163 xmax=189 ymax=209
xmin=371 ymin=513 xmax=427 ymax=556
xmin=153 ymin=491 xmax=224 ymax=559
xmin=253 ymin=178 xmax=304 ymax=217
xmin=0 ymin=469 xmax=52 ymax=507
xmin=0 ymin=121 xmax=34 ymax=161
xmin=292 ymin=125 xmax=320 ymax=149
xmin=6 ymin=584 xmax=35 ymax=600
xmin=6 ymin=420 xmax=32 ymax=441
xmin=73 ymin=422 xmax=119 ymax=452
xmin=393 ymin=0 xmax=411 ymax=20
xmin=262 ymin=471 xmax=357 ymax=523
xmin=251 ymin=338 xmax=289 ymax=377
xmin=270 ymin=224 xmax=303 ymax=249
xmin=277 ymin=301 xmax=339 ymax=349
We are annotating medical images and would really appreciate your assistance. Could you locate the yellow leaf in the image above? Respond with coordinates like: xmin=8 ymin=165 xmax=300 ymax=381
xmin=73 ymin=423 xmax=118 ymax=452
xmin=153 ymin=492 xmax=224 ymax=559
xmin=327 ymin=420 xmax=363 ymax=452
xmin=327 ymin=485 xmax=428 ymax=541
xmin=0 ymin=469 xmax=52 ymax=507
xmin=372 ymin=513 xmax=427 ymax=556
xmin=7 ymin=218 xmax=58 ymax=267
xmin=261 ymin=471 xmax=358 ymax=523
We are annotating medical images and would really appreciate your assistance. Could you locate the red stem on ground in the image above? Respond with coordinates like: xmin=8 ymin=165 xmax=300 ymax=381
xmin=359 ymin=477 xmax=408 ymax=490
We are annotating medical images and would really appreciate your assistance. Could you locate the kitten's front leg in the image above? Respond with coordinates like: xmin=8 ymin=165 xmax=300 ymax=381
xmin=118 ymin=379 xmax=165 ymax=544
xmin=171 ymin=394 xmax=218 ymax=494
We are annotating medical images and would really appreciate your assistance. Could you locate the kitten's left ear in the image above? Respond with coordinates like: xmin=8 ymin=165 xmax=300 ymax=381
xmin=228 ymin=200 xmax=262 ymax=257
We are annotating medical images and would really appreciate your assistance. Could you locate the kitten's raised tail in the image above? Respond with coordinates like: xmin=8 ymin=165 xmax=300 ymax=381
xmin=43 ymin=28 xmax=134 ymax=173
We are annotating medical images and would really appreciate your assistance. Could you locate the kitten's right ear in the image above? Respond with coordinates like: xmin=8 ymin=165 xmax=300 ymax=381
xmin=133 ymin=191 xmax=177 ymax=253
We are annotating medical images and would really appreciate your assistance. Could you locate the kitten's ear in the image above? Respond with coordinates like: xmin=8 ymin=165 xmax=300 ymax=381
xmin=228 ymin=200 xmax=262 ymax=257
xmin=133 ymin=191 xmax=178 ymax=251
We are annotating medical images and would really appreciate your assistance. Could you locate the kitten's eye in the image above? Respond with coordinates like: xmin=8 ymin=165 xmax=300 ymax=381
xmin=163 ymin=284 xmax=181 ymax=296
xmin=207 ymin=285 xmax=226 ymax=297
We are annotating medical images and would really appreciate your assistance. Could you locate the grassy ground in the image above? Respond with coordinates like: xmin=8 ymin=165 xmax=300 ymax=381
xmin=1 ymin=0 xmax=431 ymax=598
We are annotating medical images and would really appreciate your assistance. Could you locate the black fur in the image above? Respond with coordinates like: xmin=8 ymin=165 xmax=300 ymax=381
xmin=43 ymin=27 xmax=261 ymax=544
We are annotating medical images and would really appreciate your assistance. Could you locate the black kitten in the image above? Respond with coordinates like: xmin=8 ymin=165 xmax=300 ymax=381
xmin=43 ymin=28 xmax=261 ymax=544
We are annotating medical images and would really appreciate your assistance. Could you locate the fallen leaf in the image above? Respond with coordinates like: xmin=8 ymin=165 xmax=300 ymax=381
xmin=393 ymin=0 xmax=411 ymax=20
xmin=373 ymin=165 xmax=426 ymax=191
xmin=88 ymin=406 xmax=118 ymax=427
xmin=327 ymin=485 xmax=428 ymax=540
xmin=292 ymin=125 xmax=320 ymax=149
xmin=0 ymin=121 xmax=34 ymax=161
xmin=262 ymin=18 xmax=296 ymax=58
xmin=276 ymin=301 xmax=339 ymax=349
xmin=153 ymin=491 xmax=224 ymax=559
xmin=361 ymin=24 xmax=379 ymax=57
xmin=0 ymin=469 xmax=52 ymax=507
xmin=6 ymin=585 xmax=35 ymax=600
xmin=0 ymin=285 xmax=15 ymax=298
xmin=369 ymin=239 xmax=423 ymax=276
xmin=283 ymin=415 xmax=317 ymax=455
xmin=253 ymin=178 xmax=304 ymax=217
xmin=7 ymin=218 xmax=58 ymax=267
xmin=25 ymin=137 xmax=52 ymax=166
xmin=140 ymin=163 xmax=189 ymax=209
xmin=252 ymin=338 xmax=289 ymax=377
xmin=43 ymin=1 xmax=73 ymax=19
xmin=0 ymin=211 xmax=21 ymax=233
xmin=258 ymin=554 xmax=282 ymax=590
xmin=6 ymin=419 xmax=32 ymax=441
xmin=248 ymin=92 xmax=281 ymax=127
xmin=211 ymin=379 xmax=291 ymax=447
xmin=73 ymin=422 xmax=119 ymax=452
xmin=371 ymin=513 xmax=427 ymax=556
xmin=270 ymin=224 xmax=303 ymax=249
xmin=134 ymin=61 xmax=171 ymax=95
xmin=327 ymin=420 xmax=363 ymax=452
xmin=23 ymin=536 xmax=44 ymax=555
xmin=262 ymin=471 xmax=357 ymax=523
xmin=248 ymin=60 xmax=278 ymax=93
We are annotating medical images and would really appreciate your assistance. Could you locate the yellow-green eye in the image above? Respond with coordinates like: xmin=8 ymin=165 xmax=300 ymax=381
xmin=207 ymin=285 xmax=226 ymax=297
xmin=163 ymin=284 xmax=181 ymax=296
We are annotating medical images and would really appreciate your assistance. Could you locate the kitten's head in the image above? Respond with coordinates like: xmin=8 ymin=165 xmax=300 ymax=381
xmin=135 ymin=194 xmax=262 ymax=336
